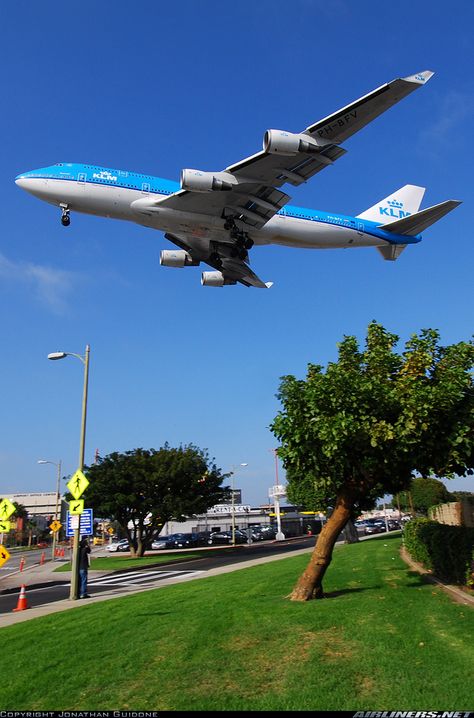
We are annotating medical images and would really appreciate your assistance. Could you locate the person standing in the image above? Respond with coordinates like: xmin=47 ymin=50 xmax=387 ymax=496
xmin=78 ymin=537 xmax=91 ymax=598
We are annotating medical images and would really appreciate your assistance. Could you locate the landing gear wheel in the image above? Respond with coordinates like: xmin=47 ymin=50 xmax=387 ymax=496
xmin=60 ymin=205 xmax=70 ymax=226
xmin=209 ymin=252 xmax=222 ymax=269
xmin=244 ymin=238 xmax=254 ymax=250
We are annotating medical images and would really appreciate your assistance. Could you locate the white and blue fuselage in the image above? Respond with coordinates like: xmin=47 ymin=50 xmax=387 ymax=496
xmin=15 ymin=163 xmax=419 ymax=252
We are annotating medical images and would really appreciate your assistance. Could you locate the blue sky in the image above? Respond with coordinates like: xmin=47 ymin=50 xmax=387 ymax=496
xmin=1 ymin=0 xmax=473 ymax=505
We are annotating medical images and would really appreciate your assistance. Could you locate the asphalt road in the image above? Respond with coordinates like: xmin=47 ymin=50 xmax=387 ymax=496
xmin=0 ymin=547 xmax=53 ymax=576
xmin=0 ymin=536 xmax=315 ymax=614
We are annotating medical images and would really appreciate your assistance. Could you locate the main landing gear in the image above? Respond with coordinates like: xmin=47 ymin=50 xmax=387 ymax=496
xmin=60 ymin=204 xmax=70 ymax=226
xmin=224 ymin=217 xmax=254 ymax=260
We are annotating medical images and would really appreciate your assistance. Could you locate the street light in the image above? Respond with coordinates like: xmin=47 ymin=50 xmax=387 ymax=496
xmin=269 ymin=448 xmax=286 ymax=541
xmin=37 ymin=459 xmax=62 ymax=561
xmin=230 ymin=463 xmax=248 ymax=546
xmin=48 ymin=344 xmax=90 ymax=600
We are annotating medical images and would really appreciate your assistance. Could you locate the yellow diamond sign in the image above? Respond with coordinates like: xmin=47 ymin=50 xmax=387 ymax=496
xmin=49 ymin=520 xmax=62 ymax=532
xmin=0 ymin=546 xmax=11 ymax=568
xmin=0 ymin=520 xmax=11 ymax=533
xmin=0 ymin=498 xmax=16 ymax=521
xmin=67 ymin=470 xmax=89 ymax=500
xmin=69 ymin=500 xmax=84 ymax=515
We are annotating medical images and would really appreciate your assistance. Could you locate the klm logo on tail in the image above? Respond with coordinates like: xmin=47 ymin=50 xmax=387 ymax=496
xmin=379 ymin=199 xmax=411 ymax=219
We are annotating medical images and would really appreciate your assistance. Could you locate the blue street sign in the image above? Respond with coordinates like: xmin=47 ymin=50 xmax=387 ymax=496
xmin=66 ymin=508 xmax=93 ymax=537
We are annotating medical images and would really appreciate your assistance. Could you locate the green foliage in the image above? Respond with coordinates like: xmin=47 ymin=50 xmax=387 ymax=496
xmin=404 ymin=518 xmax=474 ymax=584
xmin=84 ymin=444 xmax=226 ymax=554
xmin=271 ymin=321 xmax=474 ymax=513
xmin=397 ymin=477 xmax=454 ymax=514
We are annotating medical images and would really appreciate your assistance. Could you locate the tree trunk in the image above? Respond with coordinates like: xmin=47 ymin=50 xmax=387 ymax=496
xmin=342 ymin=519 xmax=359 ymax=544
xmin=290 ymin=489 xmax=355 ymax=601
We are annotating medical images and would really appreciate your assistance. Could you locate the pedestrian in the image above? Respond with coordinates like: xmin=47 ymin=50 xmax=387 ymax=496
xmin=79 ymin=536 xmax=91 ymax=598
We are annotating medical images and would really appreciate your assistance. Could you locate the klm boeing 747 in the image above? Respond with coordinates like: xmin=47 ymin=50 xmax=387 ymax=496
xmin=15 ymin=70 xmax=460 ymax=288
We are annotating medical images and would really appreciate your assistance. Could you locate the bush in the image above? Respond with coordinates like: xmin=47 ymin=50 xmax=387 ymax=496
xmin=404 ymin=518 xmax=474 ymax=584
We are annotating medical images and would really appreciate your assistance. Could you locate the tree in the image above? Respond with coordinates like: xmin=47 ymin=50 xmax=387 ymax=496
xmin=83 ymin=444 xmax=226 ymax=557
xmin=396 ymin=477 xmax=454 ymax=515
xmin=271 ymin=322 xmax=474 ymax=601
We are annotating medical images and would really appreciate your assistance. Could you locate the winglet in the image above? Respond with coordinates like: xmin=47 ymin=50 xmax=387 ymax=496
xmin=403 ymin=70 xmax=434 ymax=85
xmin=265 ymin=282 xmax=274 ymax=289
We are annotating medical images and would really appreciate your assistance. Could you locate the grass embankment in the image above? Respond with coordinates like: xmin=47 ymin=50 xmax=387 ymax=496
xmin=54 ymin=551 xmax=209 ymax=572
xmin=2 ymin=535 xmax=473 ymax=711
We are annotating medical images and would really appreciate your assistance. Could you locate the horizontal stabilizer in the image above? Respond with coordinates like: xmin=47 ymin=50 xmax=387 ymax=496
xmin=380 ymin=200 xmax=462 ymax=236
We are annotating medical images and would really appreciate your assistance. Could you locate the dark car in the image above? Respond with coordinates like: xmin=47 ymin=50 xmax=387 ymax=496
xmin=209 ymin=530 xmax=248 ymax=545
xmin=152 ymin=533 xmax=199 ymax=549
xmin=252 ymin=526 xmax=277 ymax=541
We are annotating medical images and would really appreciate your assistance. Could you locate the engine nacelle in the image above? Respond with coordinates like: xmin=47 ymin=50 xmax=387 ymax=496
xmin=181 ymin=169 xmax=235 ymax=193
xmin=160 ymin=250 xmax=198 ymax=268
xmin=201 ymin=271 xmax=236 ymax=287
xmin=263 ymin=129 xmax=325 ymax=156
xmin=201 ymin=271 xmax=225 ymax=287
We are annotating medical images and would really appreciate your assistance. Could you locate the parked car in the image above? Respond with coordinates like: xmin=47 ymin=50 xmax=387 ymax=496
xmin=363 ymin=523 xmax=384 ymax=535
xmin=151 ymin=533 xmax=200 ymax=549
xmin=252 ymin=526 xmax=277 ymax=541
xmin=106 ymin=539 xmax=130 ymax=552
xmin=208 ymin=529 xmax=248 ymax=545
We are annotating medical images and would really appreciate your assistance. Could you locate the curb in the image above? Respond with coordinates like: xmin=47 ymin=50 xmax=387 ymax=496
xmin=400 ymin=546 xmax=474 ymax=607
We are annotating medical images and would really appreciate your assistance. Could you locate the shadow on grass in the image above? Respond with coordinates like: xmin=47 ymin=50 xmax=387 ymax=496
xmin=323 ymin=586 xmax=381 ymax=598
xmin=135 ymin=611 xmax=175 ymax=617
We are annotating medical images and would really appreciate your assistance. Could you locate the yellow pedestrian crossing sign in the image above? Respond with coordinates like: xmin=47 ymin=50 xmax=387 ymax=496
xmin=0 ymin=520 xmax=11 ymax=533
xmin=0 ymin=546 xmax=11 ymax=568
xmin=0 ymin=498 xmax=16 ymax=521
xmin=49 ymin=519 xmax=62 ymax=532
xmin=67 ymin=470 xmax=89 ymax=500
xmin=69 ymin=500 xmax=84 ymax=515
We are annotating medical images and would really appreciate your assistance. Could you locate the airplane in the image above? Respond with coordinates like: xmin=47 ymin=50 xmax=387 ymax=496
xmin=15 ymin=69 xmax=461 ymax=289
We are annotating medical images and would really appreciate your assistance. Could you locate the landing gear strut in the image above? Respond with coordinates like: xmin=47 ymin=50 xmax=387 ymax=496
xmin=60 ymin=204 xmax=70 ymax=227
xmin=225 ymin=216 xmax=254 ymax=259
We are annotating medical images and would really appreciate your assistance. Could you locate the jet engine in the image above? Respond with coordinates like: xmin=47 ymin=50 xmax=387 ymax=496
xmin=263 ymin=129 xmax=326 ymax=156
xmin=201 ymin=271 xmax=236 ymax=287
xmin=181 ymin=169 xmax=235 ymax=193
xmin=160 ymin=250 xmax=199 ymax=267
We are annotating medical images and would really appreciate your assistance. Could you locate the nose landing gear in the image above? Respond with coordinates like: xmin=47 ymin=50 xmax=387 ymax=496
xmin=60 ymin=204 xmax=70 ymax=226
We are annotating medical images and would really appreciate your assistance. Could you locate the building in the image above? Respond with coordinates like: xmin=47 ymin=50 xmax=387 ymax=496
xmin=2 ymin=492 xmax=67 ymax=527
xmin=161 ymin=503 xmax=326 ymax=538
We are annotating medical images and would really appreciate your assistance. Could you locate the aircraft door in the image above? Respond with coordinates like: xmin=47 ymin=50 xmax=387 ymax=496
xmin=357 ymin=221 xmax=364 ymax=236
xmin=77 ymin=172 xmax=87 ymax=184
xmin=141 ymin=182 xmax=150 ymax=194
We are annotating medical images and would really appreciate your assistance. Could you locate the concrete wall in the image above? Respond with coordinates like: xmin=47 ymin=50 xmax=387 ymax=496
xmin=429 ymin=499 xmax=474 ymax=528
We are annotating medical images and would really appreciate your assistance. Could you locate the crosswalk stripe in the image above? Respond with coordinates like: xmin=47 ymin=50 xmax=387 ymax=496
xmin=90 ymin=570 xmax=180 ymax=585
xmin=89 ymin=569 xmax=205 ymax=587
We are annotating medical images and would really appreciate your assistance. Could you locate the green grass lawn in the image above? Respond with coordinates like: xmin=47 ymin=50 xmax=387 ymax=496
xmin=53 ymin=551 xmax=210 ymax=572
xmin=2 ymin=535 xmax=472 ymax=711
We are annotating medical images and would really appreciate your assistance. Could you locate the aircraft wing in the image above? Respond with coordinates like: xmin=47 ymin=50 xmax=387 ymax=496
xmin=164 ymin=233 xmax=271 ymax=288
xmin=156 ymin=70 xmax=433 ymax=232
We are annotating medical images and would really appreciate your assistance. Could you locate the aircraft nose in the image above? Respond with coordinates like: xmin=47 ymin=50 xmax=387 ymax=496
xmin=15 ymin=174 xmax=30 ymax=188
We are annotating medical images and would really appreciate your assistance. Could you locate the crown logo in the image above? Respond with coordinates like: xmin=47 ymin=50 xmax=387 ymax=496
xmin=387 ymin=199 xmax=403 ymax=208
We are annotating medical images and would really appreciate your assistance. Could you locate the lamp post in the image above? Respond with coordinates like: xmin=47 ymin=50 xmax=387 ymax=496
xmin=37 ymin=459 xmax=62 ymax=561
xmin=48 ymin=345 xmax=90 ymax=600
xmin=270 ymin=449 xmax=285 ymax=541
xmin=230 ymin=463 xmax=247 ymax=546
